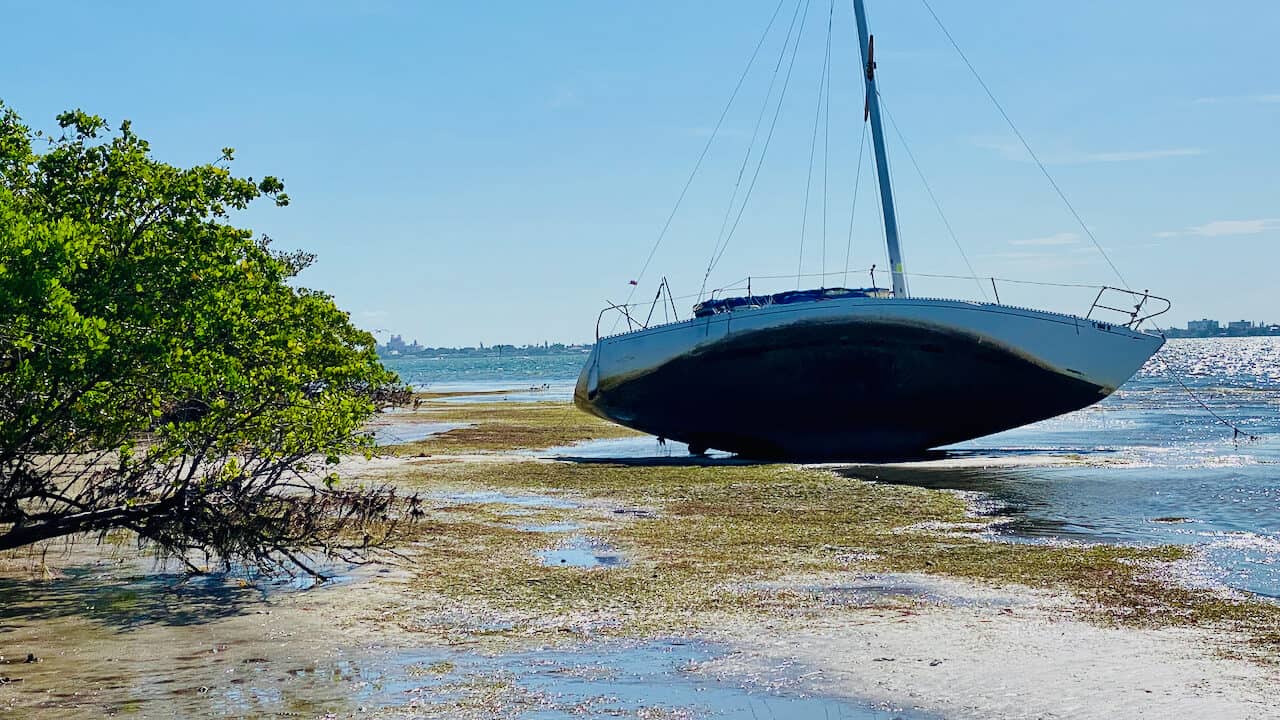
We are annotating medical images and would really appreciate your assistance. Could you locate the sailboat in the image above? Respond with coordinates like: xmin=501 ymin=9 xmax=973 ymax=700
xmin=574 ymin=0 xmax=1168 ymax=460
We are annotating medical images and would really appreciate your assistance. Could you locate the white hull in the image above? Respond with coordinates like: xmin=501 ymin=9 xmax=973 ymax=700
xmin=575 ymin=297 xmax=1163 ymax=459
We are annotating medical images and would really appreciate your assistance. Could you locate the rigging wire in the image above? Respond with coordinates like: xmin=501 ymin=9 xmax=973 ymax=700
xmin=883 ymin=131 xmax=913 ymax=294
xmin=856 ymin=0 xmax=899 ymax=294
xmin=703 ymin=0 xmax=816 ymax=292
xmin=798 ymin=0 xmax=834 ymax=287
xmin=842 ymin=122 xmax=869 ymax=285
xmin=821 ymin=0 xmax=834 ymax=284
xmin=615 ymin=0 xmax=790 ymax=316
xmin=877 ymin=95 xmax=988 ymax=301
xmin=917 ymin=0 xmax=1129 ymax=290
xmin=599 ymin=0 xmax=1257 ymax=450
xmin=709 ymin=0 xmax=809 ymax=281
xmin=916 ymin=0 xmax=1261 ymax=441
xmin=1156 ymin=353 xmax=1261 ymax=443
xmin=871 ymin=157 xmax=891 ymax=283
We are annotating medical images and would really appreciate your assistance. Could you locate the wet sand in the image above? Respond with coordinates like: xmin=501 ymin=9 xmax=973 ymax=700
xmin=3 ymin=398 xmax=1278 ymax=719
xmin=707 ymin=574 xmax=1278 ymax=719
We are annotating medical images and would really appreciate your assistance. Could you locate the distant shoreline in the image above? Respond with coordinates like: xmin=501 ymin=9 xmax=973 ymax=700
xmin=376 ymin=335 xmax=1280 ymax=357
xmin=1163 ymin=329 xmax=1280 ymax=339
xmin=377 ymin=344 xmax=592 ymax=359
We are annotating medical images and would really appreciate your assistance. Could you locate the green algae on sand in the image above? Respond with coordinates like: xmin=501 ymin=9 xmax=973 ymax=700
xmin=390 ymin=401 xmax=641 ymax=454
xmin=393 ymin=455 xmax=1280 ymax=653
xmin=361 ymin=399 xmax=1280 ymax=658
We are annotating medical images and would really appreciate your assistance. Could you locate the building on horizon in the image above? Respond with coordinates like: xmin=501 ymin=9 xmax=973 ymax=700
xmin=1228 ymin=320 xmax=1255 ymax=334
xmin=381 ymin=334 xmax=422 ymax=355
xmin=1186 ymin=319 xmax=1220 ymax=334
xmin=1165 ymin=318 xmax=1279 ymax=338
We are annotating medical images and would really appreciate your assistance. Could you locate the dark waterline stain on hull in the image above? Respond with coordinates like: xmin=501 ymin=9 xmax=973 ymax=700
xmin=578 ymin=319 xmax=1109 ymax=460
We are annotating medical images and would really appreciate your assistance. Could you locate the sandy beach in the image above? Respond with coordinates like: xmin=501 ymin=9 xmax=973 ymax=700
xmin=709 ymin=575 xmax=1279 ymax=718
xmin=3 ymin=397 xmax=1278 ymax=719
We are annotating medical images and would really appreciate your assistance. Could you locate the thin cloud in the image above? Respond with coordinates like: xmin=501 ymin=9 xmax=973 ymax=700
xmin=976 ymin=250 xmax=1097 ymax=271
xmin=1193 ymin=94 xmax=1280 ymax=105
xmin=1077 ymin=148 xmax=1203 ymax=163
xmin=1190 ymin=219 xmax=1280 ymax=237
xmin=1010 ymin=232 xmax=1080 ymax=247
xmin=979 ymin=240 xmax=1109 ymax=266
xmin=973 ymin=137 xmax=1204 ymax=165
xmin=1156 ymin=219 xmax=1280 ymax=238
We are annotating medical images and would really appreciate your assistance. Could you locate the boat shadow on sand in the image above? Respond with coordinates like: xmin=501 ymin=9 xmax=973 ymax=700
xmin=550 ymin=455 xmax=771 ymax=468
xmin=542 ymin=431 xmax=1008 ymax=466
xmin=548 ymin=441 xmax=997 ymax=466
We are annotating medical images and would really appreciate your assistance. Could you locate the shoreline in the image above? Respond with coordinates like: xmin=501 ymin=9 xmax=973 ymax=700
xmin=3 ymin=396 xmax=1277 ymax=718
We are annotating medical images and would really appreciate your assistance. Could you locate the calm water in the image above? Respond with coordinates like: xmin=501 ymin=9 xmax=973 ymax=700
xmin=385 ymin=351 xmax=585 ymax=397
xmin=914 ymin=337 xmax=1280 ymax=599
xmin=391 ymin=639 xmax=931 ymax=720
xmin=383 ymin=338 xmax=1280 ymax=599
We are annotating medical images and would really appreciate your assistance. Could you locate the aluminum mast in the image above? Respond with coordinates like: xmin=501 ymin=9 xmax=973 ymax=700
xmin=852 ymin=0 xmax=907 ymax=297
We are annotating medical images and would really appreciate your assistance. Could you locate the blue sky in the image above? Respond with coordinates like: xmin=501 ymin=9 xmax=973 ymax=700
xmin=4 ymin=1 xmax=1278 ymax=345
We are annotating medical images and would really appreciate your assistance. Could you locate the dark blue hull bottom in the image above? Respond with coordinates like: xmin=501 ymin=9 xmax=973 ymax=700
xmin=576 ymin=319 xmax=1110 ymax=461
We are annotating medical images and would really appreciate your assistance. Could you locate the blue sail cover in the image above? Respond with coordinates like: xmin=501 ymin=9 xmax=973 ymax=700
xmin=691 ymin=287 xmax=889 ymax=319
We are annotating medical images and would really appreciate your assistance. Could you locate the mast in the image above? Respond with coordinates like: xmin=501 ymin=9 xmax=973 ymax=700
xmin=852 ymin=0 xmax=907 ymax=297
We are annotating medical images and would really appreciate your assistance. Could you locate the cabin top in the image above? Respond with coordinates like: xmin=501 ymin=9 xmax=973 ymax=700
xmin=691 ymin=287 xmax=892 ymax=318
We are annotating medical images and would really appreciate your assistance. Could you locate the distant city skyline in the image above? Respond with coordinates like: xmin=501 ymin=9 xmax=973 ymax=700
xmin=5 ymin=1 xmax=1278 ymax=345
xmin=1165 ymin=317 xmax=1280 ymax=339
xmin=376 ymin=336 xmax=592 ymax=356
